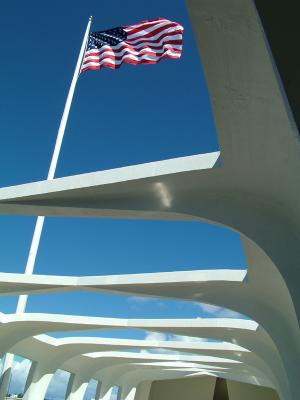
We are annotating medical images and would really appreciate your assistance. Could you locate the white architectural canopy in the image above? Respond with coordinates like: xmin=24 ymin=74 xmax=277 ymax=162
xmin=0 ymin=0 xmax=299 ymax=399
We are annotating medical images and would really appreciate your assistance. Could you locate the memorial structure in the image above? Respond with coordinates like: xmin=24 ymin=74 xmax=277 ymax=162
xmin=0 ymin=0 xmax=299 ymax=399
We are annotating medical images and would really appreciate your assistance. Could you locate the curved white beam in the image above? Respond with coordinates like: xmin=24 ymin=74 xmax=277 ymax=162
xmin=0 ymin=309 xmax=282 ymax=398
xmin=0 ymin=309 xmax=287 ymax=399
xmin=0 ymin=269 xmax=246 ymax=296
xmin=0 ymin=268 xmax=287 ymax=398
xmin=0 ymin=0 xmax=299 ymax=397
xmin=0 ymin=106 xmax=297 ymax=397
xmin=4 ymin=315 xmax=284 ymax=398
xmin=15 ymin=333 xmax=277 ymax=394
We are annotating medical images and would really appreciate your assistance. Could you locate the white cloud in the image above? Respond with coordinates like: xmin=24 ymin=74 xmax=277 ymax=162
xmin=197 ymin=303 xmax=222 ymax=314
xmin=197 ymin=303 xmax=245 ymax=319
xmin=128 ymin=296 xmax=154 ymax=304
xmin=45 ymin=369 xmax=70 ymax=399
xmin=7 ymin=358 xmax=31 ymax=395
xmin=217 ymin=308 xmax=245 ymax=318
xmin=127 ymin=296 xmax=166 ymax=310
xmin=128 ymin=298 xmax=246 ymax=318
xmin=140 ymin=332 xmax=173 ymax=354
xmin=144 ymin=331 xmax=169 ymax=341
xmin=140 ymin=331 xmax=211 ymax=354
xmin=170 ymin=334 xmax=210 ymax=343
xmin=144 ymin=331 xmax=209 ymax=344
xmin=84 ymin=379 xmax=98 ymax=400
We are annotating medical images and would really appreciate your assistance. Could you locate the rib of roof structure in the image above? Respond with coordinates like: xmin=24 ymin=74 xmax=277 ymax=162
xmin=0 ymin=0 xmax=299 ymax=400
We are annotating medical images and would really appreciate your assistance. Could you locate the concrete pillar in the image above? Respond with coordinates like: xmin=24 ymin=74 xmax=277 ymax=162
xmin=213 ymin=378 xmax=229 ymax=400
xmin=135 ymin=381 xmax=152 ymax=400
xmin=0 ymin=353 xmax=14 ymax=400
xmin=65 ymin=373 xmax=89 ymax=400
xmin=22 ymin=361 xmax=54 ymax=400
xmin=120 ymin=386 xmax=137 ymax=400
xmin=23 ymin=360 xmax=37 ymax=395
xmin=65 ymin=373 xmax=76 ymax=399
xmin=117 ymin=386 xmax=122 ymax=400
xmin=98 ymin=385 xmax=115 ymax=400
xmin=95 ymin=380 xmax=102 ymax=400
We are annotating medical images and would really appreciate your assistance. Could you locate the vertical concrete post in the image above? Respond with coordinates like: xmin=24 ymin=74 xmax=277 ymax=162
xmin=65 ymin=373 xmax=89 ymax=400
xmin=213 ymin=377 xmax=229 ymax=400
xmin=116 ymin=386 xmax=122 ymax=400
xmin=65 ymin=373 xmax=76 ymax=399
xmin=120 ymin=386 xmax=137 ymax=400
xmin=98 ymin=385 xmax=115 ymax=400
xmin=135 ymin=381 xmax=152 ymax=400
xmin=95 ymin=380 xmax=102 ymax=400
xmin=22 ymin=361 xmax=54 ymax=400
xmin=23 ymin=360 xmax=38 ymax=395
xmin=0 ymin=353 xmax=14 ymax=400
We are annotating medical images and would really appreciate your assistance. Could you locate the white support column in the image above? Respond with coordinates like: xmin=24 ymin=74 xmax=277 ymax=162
xmin=134 ymin=381 xmax=152 ymax=400
xmin=120 ymin=386 xmax=137 ymax=400
xmin=117 ymin=386 xmax=122 ymax=400
xmin=65 ymin=373 xmax=76 ymax=400
xmin=95 ymin=380 xmax=102 ymax=400
xmin=23 ymin=361 xmax=38 ymax=395
xmin=98 ymin=385 xmax=115 ymax=400
xmin=65 ymin=373 xmax=89 ymax=400
xmin=0 ymin=353 xmax=14 ymax=400
xmin=22 ymin=361 xmax=54 ymax=400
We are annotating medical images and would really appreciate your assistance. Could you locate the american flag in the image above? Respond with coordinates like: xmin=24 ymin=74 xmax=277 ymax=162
xmin=81 ymin=18 xmax=183 ymax=72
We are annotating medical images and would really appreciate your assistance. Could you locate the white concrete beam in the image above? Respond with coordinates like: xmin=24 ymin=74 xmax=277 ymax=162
xmin=65 ymin=374 xmax=89 ymax=400
xmin=22 ymin=361 xmax=54 ymax=400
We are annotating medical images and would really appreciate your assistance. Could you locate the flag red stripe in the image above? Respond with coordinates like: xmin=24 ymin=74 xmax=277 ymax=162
xmin=83 ymin=50 xmax=181 ymax=66
xmin=126 ymin=26 xmax=183 ymax=45
xmin=123 ymin=18 xmax=169 ymax=32
xmin=124 ymin=20 xmax=170 ymax=35
xmin=126 ymin=30 xmax=183 ymax=47
xmin=84 ymin=39 xmax=182 ymax=59
xmin=81 ymin=53 xmax=181 ymax=71
xmin=125 ymin=21 xmax=178 ymax=38
xmin=83 ymin=43 xmax=181 ymax=62
xmin=82 ymin=48 xmax=181 ymax=65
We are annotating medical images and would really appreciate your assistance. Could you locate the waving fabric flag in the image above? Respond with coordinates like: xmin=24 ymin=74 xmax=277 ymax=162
xmin=81 ymin=18 xmax=183 ymax=72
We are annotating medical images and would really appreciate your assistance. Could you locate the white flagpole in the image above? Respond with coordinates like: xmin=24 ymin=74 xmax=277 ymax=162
xmin=0 ymin=16 xmax=93 ymax=399
xmin=16 ymin=15 xmax=93 ymax=313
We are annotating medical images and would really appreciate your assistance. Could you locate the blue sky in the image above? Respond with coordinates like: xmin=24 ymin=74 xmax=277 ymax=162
xmin=0 ymin=0 xmax=246 ymax=398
